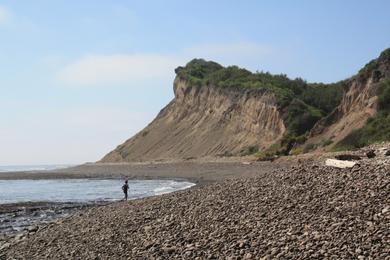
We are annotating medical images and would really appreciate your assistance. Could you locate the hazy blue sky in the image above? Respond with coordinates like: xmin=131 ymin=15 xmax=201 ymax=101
xmin=1 ymin=0 xmax=389 ymax=165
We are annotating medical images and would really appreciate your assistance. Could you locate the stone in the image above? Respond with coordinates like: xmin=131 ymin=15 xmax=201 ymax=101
xmin=28 ymin=226 xmax=39 ymax=233
xmin=14 ymin=233 xmax=25 ymax=241
xmin=366 ymin=150 xmax=376 ymax=158
xmin=143 ymin=226 xmax=152 ymax=232
xmin=0 ymin=242 xmax=11 ymax=251
xmin=162 ymin=246 xmax=175 ymax=254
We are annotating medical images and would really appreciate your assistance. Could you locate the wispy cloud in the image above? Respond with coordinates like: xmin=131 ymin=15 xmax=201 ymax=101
xmin=56 ymin=42 xmax=274 ymax=87
xmin=0 ymin=6 xmax=10 ymax=25
xmin=57 ymin=54 xmax=183 ymax=87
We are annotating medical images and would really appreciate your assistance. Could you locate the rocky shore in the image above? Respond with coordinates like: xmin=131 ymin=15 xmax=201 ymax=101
xmin=2 ymin=155 xmax=389 ymax=259
xmin=0 ymin=201 xmax=110 ymax=245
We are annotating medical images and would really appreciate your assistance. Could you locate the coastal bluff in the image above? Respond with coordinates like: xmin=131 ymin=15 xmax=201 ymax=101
xmin=102 ymin=49 xmax=390 ymax=162
xmin=102 ymin=76 xmax=286 ymax=162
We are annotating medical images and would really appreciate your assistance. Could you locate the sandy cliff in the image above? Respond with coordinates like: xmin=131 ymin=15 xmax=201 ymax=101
xmin=307 ymin=51 xmax=390 ymax=146
xmin=101 ymin=77 xmax=286 ymax=162
xmin=102 ymin=49 xmax=390 ymax=162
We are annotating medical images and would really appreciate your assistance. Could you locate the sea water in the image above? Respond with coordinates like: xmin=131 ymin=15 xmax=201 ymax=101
xmin=0 ymin=179 xmax=195 ymax=204
xmin=0 ymin=164 xmax=73 ymax=172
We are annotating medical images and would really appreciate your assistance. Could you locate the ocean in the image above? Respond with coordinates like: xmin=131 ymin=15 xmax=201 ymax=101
xmin=0 ymin=179 xmax=195 ymax=204
xmin=0 ymin=164 xmax=73 ymax=173
xmin=0 ymin=168 xmax=195 ymax=234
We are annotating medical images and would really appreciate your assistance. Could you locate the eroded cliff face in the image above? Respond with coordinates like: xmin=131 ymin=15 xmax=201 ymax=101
xmin=102 ymin=50 xmax=390 ymax=161
xmin=101 ymin=77 xmax=286 ymax=162
xmin=307 ymin=57 xmax=390 ymax=147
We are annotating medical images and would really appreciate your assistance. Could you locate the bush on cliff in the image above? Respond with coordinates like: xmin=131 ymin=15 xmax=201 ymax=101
xmin=176 ymin=59 xmax=344 ymax=143
xmin=335 ymin=80 xmax=390 ymax=150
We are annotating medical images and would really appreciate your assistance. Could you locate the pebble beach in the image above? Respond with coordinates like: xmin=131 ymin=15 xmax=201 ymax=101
xmin=1 ymin=155 xmax=389 ymax=259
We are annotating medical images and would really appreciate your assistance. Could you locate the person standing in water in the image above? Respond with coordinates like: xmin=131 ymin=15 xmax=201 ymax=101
xmin=122 ymin=180 xmax=129 ymax=200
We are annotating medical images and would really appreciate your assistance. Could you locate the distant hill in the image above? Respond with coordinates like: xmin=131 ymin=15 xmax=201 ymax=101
xmin=101 ymin=48 xmax=390 ymax=162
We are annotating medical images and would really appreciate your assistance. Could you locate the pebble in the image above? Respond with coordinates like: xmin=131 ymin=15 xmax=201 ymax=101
xmin=28 ymin=226 xmax=39 ymax=233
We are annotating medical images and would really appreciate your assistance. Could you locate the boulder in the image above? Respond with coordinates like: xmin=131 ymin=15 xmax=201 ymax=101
xmin=366 ymin=150 xmax=376 ymax=158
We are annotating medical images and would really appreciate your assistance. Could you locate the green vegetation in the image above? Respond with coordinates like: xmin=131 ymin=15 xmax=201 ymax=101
xmin=240 ymin=145 xmax=259 ymax=156
xmin=300 ymin=139 xmax=333 ymax=153
xmin=358 ymin=48 xmax=390 ymax=80
xmin=303 ymin=143 xmax=317 ymax=153
xmin=335 ymin=111 xmax=390 ymax=151
xmin=176 ymin=59 xmax=344 ymax=154
xmin=335 ymin=80 xmax=390 ymax=150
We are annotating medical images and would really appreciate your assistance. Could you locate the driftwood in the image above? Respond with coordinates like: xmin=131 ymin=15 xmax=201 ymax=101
xmin=325 ymin=159 xmax=356 ymax=169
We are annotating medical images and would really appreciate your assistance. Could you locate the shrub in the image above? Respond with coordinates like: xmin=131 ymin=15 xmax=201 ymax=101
xmin=378 ymin=80 xmax=390 ymax=110
xmin=336 ymin=80 xmax=390 ymax=150
xmin=321 ymin=139 xmax=333 ymax=146
xmin=176 ymin=58 xmax=344 ymax=147
xmin=303 ymin=143 xmax=317 ymax=153
xmin=240 ymin=145 xmax=259 ymax=156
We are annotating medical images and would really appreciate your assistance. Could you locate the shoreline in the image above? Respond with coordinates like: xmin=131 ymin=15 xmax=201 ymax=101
xmin=0 ymin=160 xmax=290 ymax=185
xmin=0 ymin=160 xmax=288 ymax=251
xmin=2 ymin=156 xmax=389 ymax=259
xmin=0 ymin=201 xmax=107 ymax=241
xmin=0 ymin=178 xmax=198 ymax=241
xmin=3 ymin=152 xmax=389 ymax=258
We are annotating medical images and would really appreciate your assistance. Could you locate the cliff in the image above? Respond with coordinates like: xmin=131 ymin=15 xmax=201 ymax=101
xmin=306 ymin=48 xmax=390 ymax=150
xmin=102 ymin=77 xmax=286 ymax=162
xmin=101 ymin=49 xmax=390 ymax=162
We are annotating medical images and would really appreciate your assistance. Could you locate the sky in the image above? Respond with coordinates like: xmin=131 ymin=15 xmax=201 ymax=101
xmin=1 ymin=0 xmax=390 ymax=165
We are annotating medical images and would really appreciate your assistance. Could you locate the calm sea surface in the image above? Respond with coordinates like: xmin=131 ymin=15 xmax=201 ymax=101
xmin=0 ymin=179 xmax=195 ymax=204
xmin=0 ymin=164 xmax=73 ymax=172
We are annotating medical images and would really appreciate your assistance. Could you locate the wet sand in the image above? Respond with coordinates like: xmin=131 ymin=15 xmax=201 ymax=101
xmin=0 ymin=160 xmax=290 ymax=184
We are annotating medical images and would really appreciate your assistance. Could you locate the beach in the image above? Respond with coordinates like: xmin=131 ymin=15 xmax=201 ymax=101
xmin=0 ymin=160 xmax=288 ymax=258
xmin=1 ymin=157 xmax=389 ymax=259
xmin=0 ymin=160 xmax=288 ymax=183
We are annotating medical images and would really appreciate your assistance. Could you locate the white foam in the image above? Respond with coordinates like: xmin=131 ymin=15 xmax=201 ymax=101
xmin=153 ymin=181 xmax=195 ymax=195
